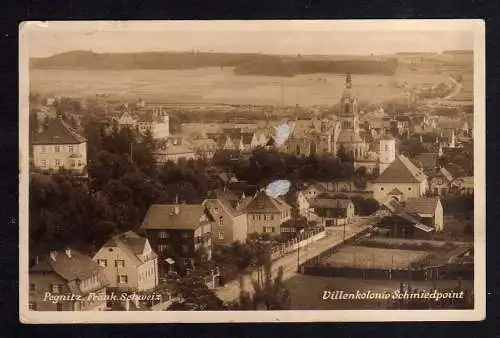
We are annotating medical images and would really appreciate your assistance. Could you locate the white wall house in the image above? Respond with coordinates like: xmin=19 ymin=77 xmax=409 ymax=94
xmin=93 ymin=231 xmax=159 ymax=292
xmin=373 ymin=155 xmax=428 ymax=203
xmin=32 ymin=116 xmax=87 ymax=174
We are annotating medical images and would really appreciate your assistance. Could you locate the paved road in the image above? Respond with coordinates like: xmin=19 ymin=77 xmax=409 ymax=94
xmin=215 ymin=217 xmax=375 ymax=303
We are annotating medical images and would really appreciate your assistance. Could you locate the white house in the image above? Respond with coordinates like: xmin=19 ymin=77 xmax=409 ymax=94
xmin=373 ymin=155 xmax=428 ymax=203
xmin=32 ymin=115 xmax=87 ymax=174
xmin=93 ymin=231 xmax=159 ymax=292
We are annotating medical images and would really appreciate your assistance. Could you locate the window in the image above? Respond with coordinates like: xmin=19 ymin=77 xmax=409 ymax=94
xmin=264 ymin=215 xmax=269 ymax=221
xmin=29 ymin=283 xmax=35 ymax=292
xmin=41 ymin=146 xmax=46 ymax=153
xmin=159 ymin=231 xmax=169 ymax=239
xmin=97 ymin=259 xmax=107 ymax=267
xmin=40 ymin=160 xmax=47 ymax=167
xmin=381 ymin=187 xmax=384 ymax=191
xmin=181 ymin=245 xmax=189 ymax=254
xmin=408 ymin=187 xmax=412 ymax=191
xmin=54 ymin=146 xmax=60 ymax=153
xmin=385 ymin=145 xmax=388 ymax=151
xmin=117 ymin=275 xmax=128 ymax=284
xmin=252 ymin=215 xmax=255 ymax=220
xmin=218 ymin=232 xmax=225 ymax=240
xmin=56 ymin=303 xmax=63 ymax=311
xmin=29 ymin=301 xmax=37 ymax=310
xmin=257 ymin=215 xmax=261 ymax=221
xmin=214 ymin=207 xmax=219 ymax=213
xmin=270 ymin=215 xmax=274 ymax=220
xmin=71 ymin=160 xmax=76 ymax=168
xmin=219 ymin=217 xmax=223 ymax=225
xmin=114 ymin=260 xmax=125 ymax=268
xmin=68 ymin=145 xmax=73 ymax=153
xmin=54 ymin=159 xmax=61 ymax=167
xmin=158 ymin=244 xmax=168 ymax=254
xmin=78 ymin=160 xmax=82 ymax=167
xmin=263 ymin=227 xmax=275 ymax=233
xmin=51 ymin=284 xmax=62 ymax=294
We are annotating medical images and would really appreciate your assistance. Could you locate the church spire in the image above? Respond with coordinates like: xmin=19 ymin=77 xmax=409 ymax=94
xmin=346 ymin=73 xmax=352 ymax=89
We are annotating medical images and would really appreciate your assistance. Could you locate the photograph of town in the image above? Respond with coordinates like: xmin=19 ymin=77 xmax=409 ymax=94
xmin=20 ymin=21 xmax=482 ymax=320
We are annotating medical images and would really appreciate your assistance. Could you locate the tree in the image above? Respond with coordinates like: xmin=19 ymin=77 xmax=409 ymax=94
xmin=234 ymin=263 xmax=291 ymax=310
xmin=167 ymin=272 xmax=226 ymax=311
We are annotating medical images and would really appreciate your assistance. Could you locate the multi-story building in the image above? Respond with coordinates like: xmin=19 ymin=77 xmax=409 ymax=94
xmin=245 ymin=190 xmax=292 ymax=234
xmin=140 ymin=204 xmax=214 ymax=275
xmin=93 ymin=231 xmax=159 ymax=292
xmin=31 ymin=114 xmax=87 ymax=174
xmin=204 ymin=189 xmax=248 ymax=245
xmin=310 ymin=198 xmax=356 ymax=226
xmin=29 ymin=249 xmax=108 ymax=311
xmin=373 ymin=155 xmax=428 ymax=203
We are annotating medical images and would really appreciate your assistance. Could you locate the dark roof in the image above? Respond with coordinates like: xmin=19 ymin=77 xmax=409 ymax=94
xmin=32 ymin=117 xmax=87 ymax=145
xmin=310 ymin=198 xmax=353 ymax=209
xmin=379 ymin=134 xmax=395 ymax=141
xmin=413 ymin=152 xmax=439 ymax=169
xmin=375 ymin=155 xmax=427 ymax=184
xmin=140 ymin=204 xmax=212 ymax=230
xmin=205 ymin=189 xmax=243 ymax=217
xmin=246 ymin=190 xmax=292 ymax=213
xmin=31 ymin=249 xmax=103 ymax=282
xmin=403 ymin=197 xmax=440 ymax=215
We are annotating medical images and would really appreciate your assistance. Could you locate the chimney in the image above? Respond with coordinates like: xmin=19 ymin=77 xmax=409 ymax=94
xmin=175 ymin=194 xmax=179 ymax=204
xmin=65 ymin=248 xmax=72 ymax=258
xmin=50 ymin=251 xmax=57 ymax=262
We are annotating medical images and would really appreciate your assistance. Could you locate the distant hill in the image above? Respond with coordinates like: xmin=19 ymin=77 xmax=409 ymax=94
xmin=30 ymin=50 xmax=398 ymax=76
xmin=442 ymin=50 xmax=473 ymax=55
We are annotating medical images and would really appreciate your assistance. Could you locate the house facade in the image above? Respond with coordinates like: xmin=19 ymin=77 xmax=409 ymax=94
xmin=140 ymin=204 xmax=214 ymax=275
xmin=373 ymin=155 xmax=428 ymax=203
xmin=429 ymin=167 xmax=454 ymax=196
xmin=203 ymin=189 xmax=248 ymax=245
xmin=32 ymin=115 xmax=87 ymax=174
xmin=29 ymin=249 xmax=108 ymax=311
xmin=310 ymin=198 xmax=355 ymax=226
xmin=245 ymin=190 xmax=292 ymax=234
xmin=93 ymin=231 xmax=158 ymax=292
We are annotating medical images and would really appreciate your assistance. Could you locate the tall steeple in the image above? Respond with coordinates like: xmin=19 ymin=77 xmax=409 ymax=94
xmin=346 ymin=73 xmax=352 ymax=89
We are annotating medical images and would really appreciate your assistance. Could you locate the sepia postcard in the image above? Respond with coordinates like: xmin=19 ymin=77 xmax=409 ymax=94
xmin=19 ymin=19 xmax=485 ymax=323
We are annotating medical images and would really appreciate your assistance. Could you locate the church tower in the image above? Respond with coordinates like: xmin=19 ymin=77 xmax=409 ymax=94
xmin=339 ymin=73 xmax=359 ymax=132
xmin=379 ymin=134 xmax=396 ymax=174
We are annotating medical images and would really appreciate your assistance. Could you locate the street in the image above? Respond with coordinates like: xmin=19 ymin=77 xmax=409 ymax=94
xmin=215 ymin=216 xmax=374 ymax=303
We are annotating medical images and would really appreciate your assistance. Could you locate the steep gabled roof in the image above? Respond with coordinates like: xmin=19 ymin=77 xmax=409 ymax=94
xmin=31 ymin=249 xmax=103 ymax=282
xmin=246 ymin=190 xmax=291 ymax=213
xmin=205 ymin=189 xmax=243 ymax=217
xmin=32 ymin=117 xmax=86 ymax=145
xmin=375 ymin=155 xmax=427 ymax=184
xmin=101 ymin=231 xmax=156 ymax=265
xmin=140 ymin=204 xmax=212 ymax=230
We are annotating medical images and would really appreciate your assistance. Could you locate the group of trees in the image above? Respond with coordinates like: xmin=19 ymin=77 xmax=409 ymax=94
xmin=227 ymin=148 xmax=356 ymax=188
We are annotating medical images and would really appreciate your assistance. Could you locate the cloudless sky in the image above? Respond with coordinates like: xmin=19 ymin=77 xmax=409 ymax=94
xmin=22 ymin=20 xmax=475 ymax=58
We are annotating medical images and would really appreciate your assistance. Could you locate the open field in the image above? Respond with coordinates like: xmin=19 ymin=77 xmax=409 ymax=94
xmin=30 ymin=66 xmax=452 ymax=107
xmin=320 ymin=245 xmax=429 ymax=269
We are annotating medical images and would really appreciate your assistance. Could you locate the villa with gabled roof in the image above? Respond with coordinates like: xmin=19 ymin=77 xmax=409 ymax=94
xmin=93 ymin=231 xmax=159 ymax=292
xmin=373 ymin=154 xmax=428 ymax=203
xmin=31 ymin=114 xmax=87 ymax=174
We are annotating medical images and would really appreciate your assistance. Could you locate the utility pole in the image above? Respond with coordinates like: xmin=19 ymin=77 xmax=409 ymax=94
xmin=297 ymin=228 xmax=305 ymax=273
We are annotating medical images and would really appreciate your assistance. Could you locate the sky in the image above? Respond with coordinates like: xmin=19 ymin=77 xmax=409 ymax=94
xmin=22 ymin=20 xmax=476 ymax=58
